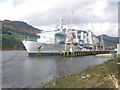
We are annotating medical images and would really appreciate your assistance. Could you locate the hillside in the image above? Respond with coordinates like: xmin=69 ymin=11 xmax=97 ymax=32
xmin=97 ymin=34 xmax=118 ymax=49
xmin=2 ymin=20 xmax=41 ymax=50
xmin=2 ymin=20 xmax=41 ymax=34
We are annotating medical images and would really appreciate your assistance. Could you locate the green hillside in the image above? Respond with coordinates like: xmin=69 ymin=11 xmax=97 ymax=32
xmin=2 ymin=27 xmax=39 ymax=50
xmin=97 ymin=35 xmax=118 ymax=49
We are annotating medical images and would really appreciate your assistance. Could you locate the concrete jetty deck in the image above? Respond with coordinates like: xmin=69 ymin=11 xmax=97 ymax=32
xmin=60 ymin=50 xmax=116 ymax=57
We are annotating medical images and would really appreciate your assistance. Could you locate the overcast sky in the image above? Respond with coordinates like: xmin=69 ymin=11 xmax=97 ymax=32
xmin=0 ymin=0 xmax=119 ymax=37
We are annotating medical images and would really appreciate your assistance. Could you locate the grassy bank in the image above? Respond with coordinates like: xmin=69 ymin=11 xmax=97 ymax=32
xmin=47 ymin=59 xmax=120 ymax=88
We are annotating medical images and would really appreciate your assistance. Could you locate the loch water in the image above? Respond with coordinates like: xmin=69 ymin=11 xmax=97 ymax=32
xmin=2 ymin=51 xmax=114 ymax=88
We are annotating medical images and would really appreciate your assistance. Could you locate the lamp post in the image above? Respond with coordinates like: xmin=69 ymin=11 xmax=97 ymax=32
xmin=117 ymin=29 xmax=120 ymax=59
xmin=118 ymin=29 xmax=120 ymax=44
xmin=117 ymin=2 xmax=120 ymax=59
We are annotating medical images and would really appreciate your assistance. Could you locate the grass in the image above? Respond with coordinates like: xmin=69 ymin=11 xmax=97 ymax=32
xmin=47 ymin=59 xmax=120 ymax=89
xmin=116 ymin=54 xmax=120 ymax=59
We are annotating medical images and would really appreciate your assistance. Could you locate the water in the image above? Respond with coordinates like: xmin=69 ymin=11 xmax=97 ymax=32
xmin=2 ymin=51 xmax=113 ymax=88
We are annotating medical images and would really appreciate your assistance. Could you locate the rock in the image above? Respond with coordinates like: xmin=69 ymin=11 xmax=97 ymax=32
xmin=44 ymin=86 xmax=49 ymax=88
xmin=69 ymin=74 xmax=72 ymax=76
xmin=81 ymin=76 xmax=86 ymax=79
xmin=82 ymin=74 xmax=86 ymax=76
xmin=91 ymin=69 xmax=94 ymax=71
xmin=117 ymin=63 xmax=120 ymax=65
xmin=86 ymin=74 xmax=91 ymax=78
xmin=53 ymin=83 xmax=56 ymax=85
xmin=51 ymin=81 xmax=56 ymax=84
xmin=97 ymin=75 xmax=99 ymax=77
xmin=76 ymin=76 xmax=79 ymax=78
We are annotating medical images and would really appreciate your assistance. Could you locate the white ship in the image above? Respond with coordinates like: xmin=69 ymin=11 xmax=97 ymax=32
xmin=22 ymin=18 xmax=101 ymax=56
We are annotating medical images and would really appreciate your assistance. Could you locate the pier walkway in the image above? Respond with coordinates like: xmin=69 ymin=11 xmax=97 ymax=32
xmin=60 ymin=50 xmax=116 ymax=57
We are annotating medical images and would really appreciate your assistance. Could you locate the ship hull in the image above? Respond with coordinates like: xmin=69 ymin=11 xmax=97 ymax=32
xmin=22 ymin=41 xmax=80 ymax=55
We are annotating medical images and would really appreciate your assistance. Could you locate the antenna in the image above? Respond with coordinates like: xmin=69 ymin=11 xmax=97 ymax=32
xmin=100 ymin=24 xmax=105 ymax=50
xmin=70 ymin=11 xmax=73 ymax=29
xmin=91 ymin=22 xmax=95 ymax=34
xmin=90 ymin=23 xmax=95 ymax=50
xmin=118 ymin=29 xmax=120 ymax=43
xmin=60 ymin=18 xmax=63 ymax=32
xmin=91 ymin=22 xmax=97 ymax=50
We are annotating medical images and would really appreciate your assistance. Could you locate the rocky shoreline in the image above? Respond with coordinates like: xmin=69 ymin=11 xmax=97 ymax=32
xmin=46 ymin=59 xmax=119 ymax=89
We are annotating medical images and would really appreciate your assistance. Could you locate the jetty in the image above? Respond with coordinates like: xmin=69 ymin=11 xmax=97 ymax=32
xmin=60 ymin=50 xmax=116 ymax=57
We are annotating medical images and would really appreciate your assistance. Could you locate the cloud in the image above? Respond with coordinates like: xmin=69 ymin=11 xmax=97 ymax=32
xmin=0 ymin=0 xmax=118 ymax=37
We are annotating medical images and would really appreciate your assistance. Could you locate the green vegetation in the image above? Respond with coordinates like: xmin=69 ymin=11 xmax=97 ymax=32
xmin=47 ymin=59 xmax=119 ymax=88
xmin=2 ymin=27 xmax=39 ymax=50
xmin=116 ymin=54 xmax=120 ymax=59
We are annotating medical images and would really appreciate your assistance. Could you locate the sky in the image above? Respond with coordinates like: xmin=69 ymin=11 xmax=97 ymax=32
xmin=0 ymin=0 xmax=119 ymax=37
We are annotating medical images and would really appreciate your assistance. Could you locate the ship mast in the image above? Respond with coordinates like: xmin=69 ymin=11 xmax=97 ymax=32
xmin=91 ymin=23 xmax=99 ymax=50
xmin=100 ymin=24 xmax=105 ymax=50
xmin=70 ymin=11 xmax=74 ymax=51
xmin=60 ymin=18 xmax=63 ymax=32
xmin=65 ymin=12 xmax=74 ymax=51
xmin=70 ymin=11 xmax=73 ymax=29
xmin=91 ymin=23 xmax=95 ymax=50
